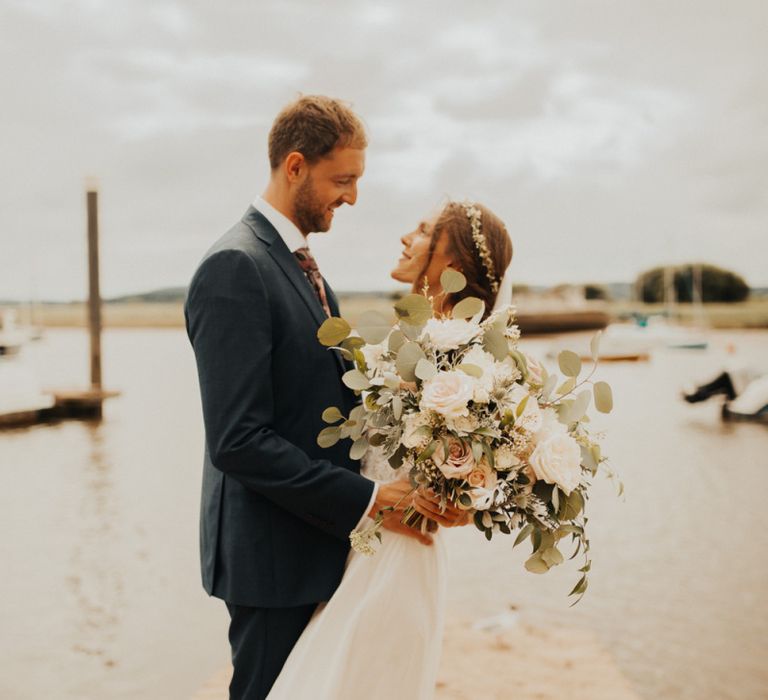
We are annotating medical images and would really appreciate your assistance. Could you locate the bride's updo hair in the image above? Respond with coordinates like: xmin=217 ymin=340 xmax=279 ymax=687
xmin=423 ymin=201 xmax=513 ymax=316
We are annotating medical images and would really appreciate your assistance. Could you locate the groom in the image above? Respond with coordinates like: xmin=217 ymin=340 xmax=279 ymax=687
xmin=185 ymin=95 xmax=436 ymax=699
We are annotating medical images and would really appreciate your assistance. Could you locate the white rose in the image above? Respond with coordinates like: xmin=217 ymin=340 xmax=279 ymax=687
xmin=420 ymin=370 xmax=475 ymax=419
xmin=423 ymin=318 xmax=479 ymax=351
xmin=444 ymin=413 xmax=479 ymax=434
xmin=494 ymin=445 xmax=520 ymax=471
xmin=361 ymin=342 xmax=385 ymax=369
xmin=535 ymin=407 xmax=567 ymax=441
xmin=529 ymin=432 xmax=582 ymax=495
xmin=401 ymin=412 xmax=432 ymax=449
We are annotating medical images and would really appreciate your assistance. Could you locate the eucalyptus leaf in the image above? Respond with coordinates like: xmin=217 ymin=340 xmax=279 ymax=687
xmin=440 ymin=268 xmax=467 ymax=294
xmin=321 ymin=406 xmax=344 ymax=424
xmin=416 ymin=440 xmax=439 ymax=463
xmin=483 ymin=328 xmax=508 ymax=361
xmin=571 ymin=390 xmax=592 ymax=422
xmin=317 ymin=317 xmax=351 ymax=347
xmin=415 ymin=358 xmax=437 ymax=381
xmin=349 ymin=437 xmax=369 ymax=460
xmin=317 ymin=426 xmax=341 ymax=448
xmin=392 ymin=395 xmax=403 ymax=421
xmin=557 ymin=377 xmax=576 ymax=395
xmin=558 ymin=489 xmax=584 ymax=521
xmin=558 ymin=350 xmax=582 ymax=378
xmin=452 ymin=296 xmax=484 ymax=320
xmin=395 ymin=341 xmax=426 ymax=382
xmin=594 ymin=381 xmax=613 ymax=413
xmin=458 ymin=363 xmax=483 ymax=378
xmin=342 ymin=369 xmax=371 ymax=391
xmin=400 ymin=322 xmax=424 ymax=341
xmin=590 ymin=331 xmax=602 ymax=361
xmin=508 ymin=349 xmax=529 ymax=379
xmin=388 ymin=444 xmax=407 ymax=469
xmin=542 ymin=373 xmax=558 ymax=400
xmin=388 ymin=329 xmax=406 ymax=353
xmin=524 ymin=553 xmax=550 ymax=574
xmin=515 ymin=393 xmax=530 ymax=417
xmin=394 ymin=294 xmax=433 ymax=326
xmin=340 ymin=336 xmax=365 ymax=352
xmin=357 ymin=310 xmax=391 ymax=345
xmin=541 ymin=546 xmax=565 ymax=568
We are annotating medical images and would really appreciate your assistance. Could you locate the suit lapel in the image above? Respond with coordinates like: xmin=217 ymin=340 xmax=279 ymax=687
xmin=243 ymin=207 xmax=347 ymax=376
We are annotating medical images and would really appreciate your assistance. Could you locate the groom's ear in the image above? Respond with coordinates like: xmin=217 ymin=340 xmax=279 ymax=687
xmin=284 ymin=151 xmax=307 ymax=183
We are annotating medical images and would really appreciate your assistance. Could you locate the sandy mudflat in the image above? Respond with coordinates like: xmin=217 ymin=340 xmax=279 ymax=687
xmin=191 ymin=616 xmax=639 ymax=700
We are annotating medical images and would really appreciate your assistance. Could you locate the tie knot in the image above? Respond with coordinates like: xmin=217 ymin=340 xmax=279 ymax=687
xmin=294 ymin=247 xmax=319 ymax=274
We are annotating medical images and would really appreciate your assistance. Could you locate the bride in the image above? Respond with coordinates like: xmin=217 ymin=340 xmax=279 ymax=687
xmin=267 ymin=200 xmax=514 ymax=700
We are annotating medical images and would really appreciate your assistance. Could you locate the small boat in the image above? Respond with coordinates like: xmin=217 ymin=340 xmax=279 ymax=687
xmin=722 ymin=375 xmax=768 ymax=423
xmin=0 ymin=359 xmax=55 ymax=426
xmin=0 ymin=309 xmax=26 ymax=356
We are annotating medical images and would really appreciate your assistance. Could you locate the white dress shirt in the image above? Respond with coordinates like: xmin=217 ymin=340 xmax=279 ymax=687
xmin=253 ymin=195 xmax=379 ymax=532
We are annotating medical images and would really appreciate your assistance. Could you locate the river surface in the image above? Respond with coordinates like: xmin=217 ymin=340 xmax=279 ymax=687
xmin=1 ymin=327 xmax=767 ymax=699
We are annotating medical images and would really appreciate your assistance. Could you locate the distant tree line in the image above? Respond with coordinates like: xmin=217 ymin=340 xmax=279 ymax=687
xmin=636 ymin=264 xmax=750 ymax=303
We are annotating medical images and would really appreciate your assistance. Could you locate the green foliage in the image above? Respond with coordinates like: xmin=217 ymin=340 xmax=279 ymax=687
xmin=356 ymin=310 xmax=391 ymax=344
xmin=558 ymin=350 xmax=582 ymax=377
xmin=452 ymin=296 xmax=485 ymax=320
xmin=317 ymin=317 xmax=351 ymax=346
xmin=482 ymin=328 xmax=508 ymax=361
xmin=396 ymin=341 xmax=426 ymax=381
xmin=321 ymin=407 xmax=344 ymax=424
xmin=594 ymin=381 xmax=613 ymax=413
xmin=394 ymin=294 xmax=433 ymax=325
xmin=317 ymin=426 xmax=341 ymax=448
xmin=440 ymin=268 xmax=467 ymax=294
xmin=637 ymin=264 xmax=750 ymax=303
xmin=342 ymin=369 xmax=371 ymax=391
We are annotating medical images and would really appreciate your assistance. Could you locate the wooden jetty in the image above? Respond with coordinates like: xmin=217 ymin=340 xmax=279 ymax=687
xmin=0 ymin=184 xmax=119 ymax=428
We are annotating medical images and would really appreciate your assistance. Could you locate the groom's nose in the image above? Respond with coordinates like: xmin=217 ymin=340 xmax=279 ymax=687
xmin=341 ymin=182 xmax=358 ymax=206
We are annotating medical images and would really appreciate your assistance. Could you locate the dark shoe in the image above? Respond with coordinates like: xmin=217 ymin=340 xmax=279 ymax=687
xmin=683 ymin=372 xmax=736 ymax=403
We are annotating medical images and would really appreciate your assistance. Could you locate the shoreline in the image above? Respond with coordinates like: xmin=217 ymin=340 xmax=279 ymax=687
xmin=191 ymin=615 xmax=640 ymax=700
xmin=7 ymin=298 xmax=768 ymax=329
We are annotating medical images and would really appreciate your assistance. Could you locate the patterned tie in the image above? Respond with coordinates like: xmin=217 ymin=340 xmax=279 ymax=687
xmin=294 ymin=247 xmax=332 ymax=318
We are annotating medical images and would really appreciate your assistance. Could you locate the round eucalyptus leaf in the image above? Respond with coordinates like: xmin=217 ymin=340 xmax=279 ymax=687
xmin=349 ymin=437 xmax=369 ymax=460
xmin=482 ymin=328 xmax=508 ymax=361
xmin=317 ymin=426 xmax=341 ymax=448
xmin=590 ymin=331 xmax=602 ymax=361
xmin=317 ymin=317 xmax=351 ymax=347
xmin=440 ymin=268 xmax=467 ymax=294
xmin=594 ymin=381 xmax=613 ymax=413
xmin=524 ymin=553 xmax=550 ymax=574
xmin=341 ymin=336 xmax=366 ymax=352
xmin=357 ymin=310 xmax=391 ymax=345
xmin=558 ymin=350 xmax=582 ymax=378
xmin=415 ymin=358 xmax=437 ymax=381
xmin=395 ymin=341 xmax=426 ymax=382
xmin=458 ymin=363 xmax=483 ymax=378
xmin=452 ymin=296 xmax=484 ymax=320
xmin=394 ymin=294 xmax=433 ymax=326
xmin=321 ymin=406 xmax=344 ymax=424
xmin=388 ymin=330 xmax=406 ymax=353
xmin=342 ymin=369 xmax=371 ymax=391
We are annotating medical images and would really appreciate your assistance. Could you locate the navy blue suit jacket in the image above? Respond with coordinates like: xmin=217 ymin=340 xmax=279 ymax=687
xmin=184 ymin=206 xmax=374 ymax=608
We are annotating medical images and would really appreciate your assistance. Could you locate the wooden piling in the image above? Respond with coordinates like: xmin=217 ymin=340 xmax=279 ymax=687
xmin=87 ymin=187 xmax=103 ymax=394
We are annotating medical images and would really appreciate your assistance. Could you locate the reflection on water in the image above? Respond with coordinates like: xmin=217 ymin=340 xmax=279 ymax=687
xmin=67 ymin=424 xmax=122 ymax=670
xmin=1 ymin=328 xmax=767 ymax=699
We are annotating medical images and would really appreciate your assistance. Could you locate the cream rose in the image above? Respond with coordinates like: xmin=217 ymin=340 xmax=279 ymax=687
xmin=420 ymin=370 xmax=475 ymax=419
xmin=401 ymin=412 xmax=432 ymax=449
xmin=423 ymin=318 xmax=479 ymax=351
xmin=433 ymin=438 xmax=475 ymax=478
xmin=529 ymin=432 xmax=582 ymax=495
xmin=465 ymin=458 xmax=498 ymax=509
xmin=444 ymin=412 xmax=479 ymax=434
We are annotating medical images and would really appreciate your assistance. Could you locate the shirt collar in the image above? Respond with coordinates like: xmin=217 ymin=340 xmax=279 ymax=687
xmin=253 ymin=195 xmax=307 ymax=253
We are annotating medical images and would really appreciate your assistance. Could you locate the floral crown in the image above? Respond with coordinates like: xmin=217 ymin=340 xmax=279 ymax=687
xmin=463 ymin=203 xmax=499 ymax=293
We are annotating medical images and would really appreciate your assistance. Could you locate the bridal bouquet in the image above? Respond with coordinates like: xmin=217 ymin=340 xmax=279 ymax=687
xmin=317 ymin=270 xmax=618 ymax=603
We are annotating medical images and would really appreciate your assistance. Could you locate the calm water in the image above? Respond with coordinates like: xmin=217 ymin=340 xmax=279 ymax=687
xmin=1 ymin=327 xmax=767 ymax=699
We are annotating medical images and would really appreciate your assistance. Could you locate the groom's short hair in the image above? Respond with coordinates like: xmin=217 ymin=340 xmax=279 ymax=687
xmin=268 ymin=95 xmax=367 ymax=170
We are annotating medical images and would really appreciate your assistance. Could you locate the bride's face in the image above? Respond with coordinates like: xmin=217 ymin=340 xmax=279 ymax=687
xmin=391 ymin=215 xmax=453 ymax=288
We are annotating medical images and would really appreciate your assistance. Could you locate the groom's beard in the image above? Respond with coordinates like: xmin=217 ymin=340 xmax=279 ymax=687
xmin=294 ymin=175 xmax=331 ymax=234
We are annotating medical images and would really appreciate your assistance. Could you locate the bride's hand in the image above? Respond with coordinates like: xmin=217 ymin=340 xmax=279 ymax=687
xmin=413 ymin=489 xmax=472 ymax=528
xmin=371 ymin=480 xmax=434 ymax=546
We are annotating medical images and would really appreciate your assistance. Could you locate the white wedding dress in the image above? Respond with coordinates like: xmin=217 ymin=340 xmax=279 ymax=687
xmin=267 ymin=449 xmax=447 ymax=699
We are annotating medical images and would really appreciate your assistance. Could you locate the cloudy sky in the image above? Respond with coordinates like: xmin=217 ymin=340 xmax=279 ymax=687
xmin=1 ymin=0 xmax=766 ymax=300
